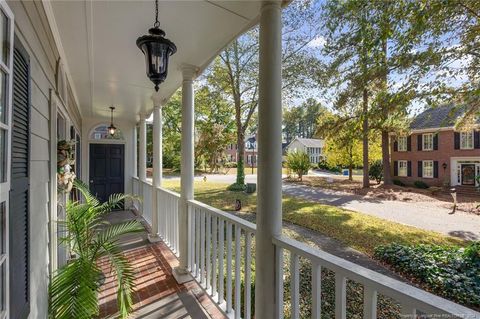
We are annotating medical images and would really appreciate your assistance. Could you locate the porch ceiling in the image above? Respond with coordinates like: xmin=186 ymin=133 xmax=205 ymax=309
xmin=48 ymin=0 xmax=262 ymax=123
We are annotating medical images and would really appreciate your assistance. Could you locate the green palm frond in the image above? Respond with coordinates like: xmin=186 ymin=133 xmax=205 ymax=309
xmin=49 ymin=258 xmax=100 ymax=319
xmin=49 ymin=181 xmax=141 ymax=319
xmin=101 ymin=242 xmax=136 ymax=318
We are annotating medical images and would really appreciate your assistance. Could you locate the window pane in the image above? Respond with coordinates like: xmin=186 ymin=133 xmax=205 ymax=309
xmin=0 ymin=129 xmax=5 ymax=182
xmin=0 ymin=202 xmax=3 ymax=255
xmin=0 ymin=71 xmax=6 ymax=125
xmin=0 ymin=262 xmax=4 ymax=311
xmin=0 ymin=11 xmax=8 ymax=65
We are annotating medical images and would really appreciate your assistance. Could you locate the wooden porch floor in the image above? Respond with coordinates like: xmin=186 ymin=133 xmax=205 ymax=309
xmin=98 ymin=211 xmax=226 ymax=319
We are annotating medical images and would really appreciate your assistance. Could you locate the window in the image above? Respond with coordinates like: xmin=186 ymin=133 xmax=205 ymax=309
xmin=0 ymin=3 xmax=12 ymax=316
xmin=423 ymin=160 xmax=434 ymax=178
xmin=398 ymin=160 xmax=408 ymax=177
xmin=460 ymin=131 xmax=474 ymax=149
xmin=398 ymin=136 xmax=407 ymax=152
xmin=422 ymin=133 xmax=433 ymax=151
xmin=89 ymin=124 xmax=124 ymax=140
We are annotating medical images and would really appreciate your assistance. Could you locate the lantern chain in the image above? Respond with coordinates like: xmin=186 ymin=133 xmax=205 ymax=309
xmin=154 ymin=0 xmax=160 ymax=28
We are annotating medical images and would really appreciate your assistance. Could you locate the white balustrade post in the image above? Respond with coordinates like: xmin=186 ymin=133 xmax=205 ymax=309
xmin=173 ymin=64 xmax=197 ymax=284
xmin=255 ymin=1 xmax=283 ymax=318
xmin=139 ymin=114 xmax=147 ymax=182
xmin=133 ymin=125 xmax=138 ymax=178
xmin=149 ymin=93 xmax=163 ymax=242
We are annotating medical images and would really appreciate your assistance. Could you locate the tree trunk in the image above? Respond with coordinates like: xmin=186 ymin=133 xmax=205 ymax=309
xmin=348 ymin=164 xmax=353 ymax=181
xmin=362 ymin=88 xmax=369 ymax=188
xmin=382 ymin=130 xmax=392 ymax=185
xmin=236 ymin=130 xmax=245 ymax=185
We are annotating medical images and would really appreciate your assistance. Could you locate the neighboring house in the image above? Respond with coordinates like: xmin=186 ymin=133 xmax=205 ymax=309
xmin=224 ymin=135 xmax=258 ymax=167
xmin=285 ymin=137 xmax=325 ymax=164
xmin=391 ymin=105 xmax=480 ymax=187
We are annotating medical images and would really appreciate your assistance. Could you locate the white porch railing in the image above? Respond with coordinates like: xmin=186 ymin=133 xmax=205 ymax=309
xmin=132 ymin=177 xmax=179 ymax=254
xmin=131 ymin=177 xmax=480 ymax=319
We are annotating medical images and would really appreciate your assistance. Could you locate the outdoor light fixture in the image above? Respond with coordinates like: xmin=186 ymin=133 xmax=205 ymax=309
xmin=136 ymin=0 xmax=177 ymax=92
xmin=108 ymin=106 xmax=117 ymax=136
xmin=442 ymin=162 xmax=448 ymax=170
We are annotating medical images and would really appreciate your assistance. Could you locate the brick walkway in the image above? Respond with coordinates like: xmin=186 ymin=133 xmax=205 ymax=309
xmin=98 ymin=211 xmax=226 ymax=319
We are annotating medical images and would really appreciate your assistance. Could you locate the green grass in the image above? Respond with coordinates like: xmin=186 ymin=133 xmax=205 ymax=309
xmin=161 ymin=180 xmax=466 ymax=256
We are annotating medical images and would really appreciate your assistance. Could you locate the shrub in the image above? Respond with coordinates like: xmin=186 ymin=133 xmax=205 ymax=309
xmin=227 ymin=182 xmax=246 ymax=192
xmin=318 ymin=160 xmax=341 ymax=173
xmin=369 ymin=160 xmax=383 ymax=184
xmin=224 ymin=162 xmax=237 ymax=168
xmin=414 ymin=180 xmax=429 ymax=189
xmin=393 ymin=179 xmax=405 ymax=187
xmin=286 ymin=150 xmax=310 ymax=181
xmin=374 ymin=242 xmax=480 ymax=307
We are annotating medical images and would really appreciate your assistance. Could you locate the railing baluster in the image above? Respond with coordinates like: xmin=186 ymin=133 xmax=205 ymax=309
xmin=335 ymin=273 xmax=347 ymax=319
xmin=275 ymin=245 xmax=284 ymax=319
xmin=244 ymin=231 xmax=252 ymax=319
xmin=218 ymin=218 xmax=225 ymax=304
xmin=291 ymin=252 xmax=300 ymax=319
xmin=234 ymin=225 xmax=241 ymax=319
xmin=363 ymin=286 xmax=377 ymax=319
xmin=312 ymin=262 xmax=321 ymax=319
xmin=206 ymin=213 xmax=212 ymax=291
xmin=200 ymin=210 xmax=206 ymax=285
xmin=212 ymin=216 xmax=218 ymax=297
xmin=226 ymin=221 xmax=233 ymax=313
xmin=195 ymin=208 xmax=200 ymax=279
xmin=187 ymin=203 xmax=193 ymax=271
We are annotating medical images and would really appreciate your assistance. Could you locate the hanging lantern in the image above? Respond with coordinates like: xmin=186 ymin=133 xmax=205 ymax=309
xmin=136 ymin=0 xmax=177 ymax=92
xmin=108 ymin=106 xmax=117 ymax=136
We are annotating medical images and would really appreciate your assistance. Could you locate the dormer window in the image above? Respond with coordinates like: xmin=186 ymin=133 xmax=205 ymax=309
xmin=422 ymin=133 xmax=433 ymax=151
xmin=460 ymin=131 xmax=474 ymax=150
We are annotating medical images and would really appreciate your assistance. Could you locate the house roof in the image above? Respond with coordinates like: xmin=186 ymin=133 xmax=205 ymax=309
xmin=410 ymin=104 xmax=468 ymax=130
xmin=290 ymin=138 xmax=324 ymax=148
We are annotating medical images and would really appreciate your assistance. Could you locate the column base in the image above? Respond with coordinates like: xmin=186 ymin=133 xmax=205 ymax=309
xmin=147 ymin=234 xmax=162 ymax=243
xmin=172 ymin=266 xmax=194 ymax=284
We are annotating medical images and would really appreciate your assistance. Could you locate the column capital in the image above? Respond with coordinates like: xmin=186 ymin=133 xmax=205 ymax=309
xmin=181 ymin=63 xmax=199 ymax=81
xmin=139 ymin=112 xmax=147 ymax=121
xmin=151 ymin=92 xmax=165 ymax=109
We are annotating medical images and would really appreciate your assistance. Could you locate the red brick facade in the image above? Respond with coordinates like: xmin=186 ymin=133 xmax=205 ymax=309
xmin=391 ymin=129 xmax=480 ymax=187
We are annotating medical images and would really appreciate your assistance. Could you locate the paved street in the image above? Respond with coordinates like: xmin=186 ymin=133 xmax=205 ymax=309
xmin=161 ymin=172 xmax=480 ymax=239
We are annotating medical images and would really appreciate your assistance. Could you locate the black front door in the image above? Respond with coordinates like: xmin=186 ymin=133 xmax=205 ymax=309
xmin=461 ymin=164 xmax=476 ymax=186
xmin=89 ymin=144 xmax=124 ymax=203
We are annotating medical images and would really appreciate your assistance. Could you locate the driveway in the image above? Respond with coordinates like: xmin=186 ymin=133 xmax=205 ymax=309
xmin=162 ymin=172 xmax=480 ymax=240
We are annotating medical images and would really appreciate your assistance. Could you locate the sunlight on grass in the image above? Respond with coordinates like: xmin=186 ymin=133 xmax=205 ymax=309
xmin=161 ymin=180 xmax=466 ymax=255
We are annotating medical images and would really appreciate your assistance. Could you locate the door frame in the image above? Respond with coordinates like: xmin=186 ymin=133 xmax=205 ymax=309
xmin=460 ymin=163 xmax=476 ymax=186
xmin=451 ymin=157 xmax=480 ymax=187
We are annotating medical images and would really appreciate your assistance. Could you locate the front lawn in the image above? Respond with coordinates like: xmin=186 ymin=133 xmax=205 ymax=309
xmin=161 ymin=180 xmax=466 ymax=256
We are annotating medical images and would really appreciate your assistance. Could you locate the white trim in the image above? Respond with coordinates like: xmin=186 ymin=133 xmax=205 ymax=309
xmin=422 ymin=133 xmax=433 ymax=151
xmin=49 ymin=90 xmax=58 ymax=273
xmin=460 ymin=131 xmax=474 ymax=150
xmin=422 ymin=160 xmax=434 ymax=178
xmin=397 ymin=136 xmax=407 ymax=152
xmin=0 ymin=2 xmax=14 ymax=314
xmin=398 ymin=160 xmax=408 ymax=177
xmin=450 ymin=156 xmax=480 ymax=187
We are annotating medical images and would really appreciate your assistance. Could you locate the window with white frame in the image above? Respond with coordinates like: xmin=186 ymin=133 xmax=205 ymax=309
xmin=0 ymin=3 xmax=13 ymax=316
xmin=422 ymin=133 xmax=433 ymax=151
xmin=460 ymin=131 xmax=474 ymax=149
xmin=398 ymin=136 xmax=407 ymax=152
xmin=398 ymin=160 xmax=408 ymax=177
xmin=423 ymin=160 xmax=434 ymax=178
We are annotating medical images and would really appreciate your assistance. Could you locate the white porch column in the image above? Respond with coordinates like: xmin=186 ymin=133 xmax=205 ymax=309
xmin=255 ymin=1 xmax=283 ymax=318
xmin=173 ymin=64 xmax=197 ymax=283
xmin=149 ymin=93 xmax=163 ymax=242
xmin=139 ymin=114 xmax=147 ymax=182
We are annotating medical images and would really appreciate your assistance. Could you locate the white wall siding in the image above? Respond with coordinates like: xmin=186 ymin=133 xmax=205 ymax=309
xmin=7 ymin=1 xmax=81 ymax=317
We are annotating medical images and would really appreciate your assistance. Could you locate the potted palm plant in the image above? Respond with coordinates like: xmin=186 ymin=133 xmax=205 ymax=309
xmin=49 ymin=180 xmax=143 ymax=319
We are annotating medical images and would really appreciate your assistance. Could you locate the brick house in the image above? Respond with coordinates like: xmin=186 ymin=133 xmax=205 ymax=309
xmin=391 ymin=105 xmax=480 ymax=187
xmin=224 ymin=135 xmax=258 ymax=167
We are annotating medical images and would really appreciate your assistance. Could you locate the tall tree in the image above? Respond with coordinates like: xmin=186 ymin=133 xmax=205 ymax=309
xmin=283 ymin=98 xmax=324 ymax=143
xmin=207 ymin=0 xmax=321 ymax=187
